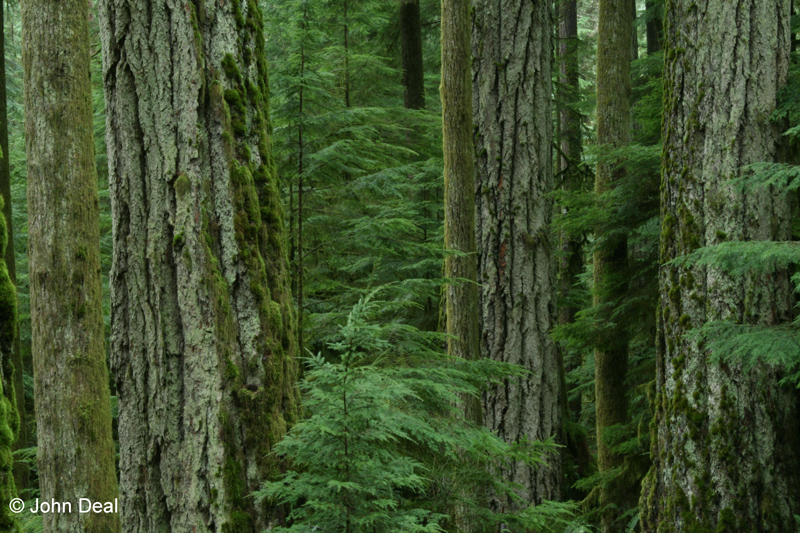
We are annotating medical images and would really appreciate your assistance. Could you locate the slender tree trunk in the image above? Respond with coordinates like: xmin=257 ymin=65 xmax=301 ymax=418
xmin=344 ymin=0 xmax=351 ymax=108
xmin=298 ymin=31 xmax=306 ymax=362
xmin=645 ymin=0 xmax=663 ymax=54
xmin=556 ymin=0 xmax=592 ymax=500
xmin=441 ymin=0 xmax=479 ymax=423
xmin=400 ymin=0 xmax=425 ymax=110
xmin=22 ymin=0 xmax=119 ymax=530
xmin=640 ymin=2 xmax=800 ymax=532
xmin=473 ymin=0 xmax=560 ymax=508
xmin=594 ymin=0 xmax=633 ymax=531
xmin=631 ymin=0 xmax=638 ymax=60
xmin=0 ymin=0 xmax=26 ymax=492
xmin=98 ymin=0 xmax=299 ymax=530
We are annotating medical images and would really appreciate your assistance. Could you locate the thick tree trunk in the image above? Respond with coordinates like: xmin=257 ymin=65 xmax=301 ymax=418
xmin=401 ymin=0 xmax=425 ymax=110
xmin=0 ymin=0 xmax=26 ymax=492
xmin=645 ymin=0 xmax=663 ymax=54
xmin=472 ymin=0 xmax=560 ymax=507
xmin=98 ymin=0 xmax=299 ymax=530
xmin=22 ymin=0 xmax=119 ymax=531
xmin=640 ymin=1 xmax=800 ymax=532
xmin=594 ymin=0 xmax=632 ymax=531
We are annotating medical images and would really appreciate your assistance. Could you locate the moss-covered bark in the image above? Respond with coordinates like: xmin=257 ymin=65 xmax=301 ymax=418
xmin=640 ymin=1 xmax=800 ymax=532
xmin=98 ymin=0 xmax=299 ymax=530
xmin=594 ymin=0 xmax=634 ymax=530
xmin=0 ymin=196 xmax=19 ymax=532
xmin=472 ymin=0 xmax=561 ymax=507
xmin=401 ymin=0 xmax=425 ymax=110
xmin=21 ymin=0 xmax=119 ymax=531
xmin=0 ymin=0 xmax=26 ymax=494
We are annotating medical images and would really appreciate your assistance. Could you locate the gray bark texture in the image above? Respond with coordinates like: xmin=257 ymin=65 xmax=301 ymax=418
xmin=640 ymin=1 xmax=800 ymax=531
xmin=98 ymin=0 xmax=299 ymax=531
xmin=472 ymin=0 xmax=561 ymax=507
xmin=22 ymin=0 xmax=120 ymax=531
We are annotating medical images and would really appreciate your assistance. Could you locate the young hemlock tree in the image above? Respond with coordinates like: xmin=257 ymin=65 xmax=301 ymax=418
xmin=258 ymin=297 xmax=575 ymax=533
xmin=640 ymin=1 xmax=800 ymax=531
xmin=472 ymin=0 xmax=561 ymax=507
xmin=98 ymin=0 xmax=299 ymax=530
xmin=21 ymin=0 xmax=119 ymax=531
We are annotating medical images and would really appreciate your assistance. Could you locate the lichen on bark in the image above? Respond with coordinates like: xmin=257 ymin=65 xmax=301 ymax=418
xmin=98 ymin=0 xmax=298 ymax=530
xmin=640 ymin=1 xmax=800 ymax=532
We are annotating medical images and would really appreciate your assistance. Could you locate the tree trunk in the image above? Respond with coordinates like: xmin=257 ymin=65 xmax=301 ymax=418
xmin=441 ymin=0 xmax=479 ymax=421
xmin=631 ymin=0 xmax=638 ymax=60
xmin=98 ymin=0 xmax=299 ymax=530
xmin=22 ymin=0 xmax=119 ymax=530
xmin=640 ymin=1 xmax=800 ymax=532
xmin=0 ymin=0 xmax=26 ymax=493
xmin=472 ymin=0 xmax=560 ymax=508
xmin=0 ymin=166 xmax=18 ymax=533
xmin=401 ymin=0 xmax=425 ymax=110
xmin=594 ymin=0 xmax=632 ymax=530
xmin=645 ymin=0 xmax=663 ymax=54
xmin=556 ymin=0 xmax=592 ymax=501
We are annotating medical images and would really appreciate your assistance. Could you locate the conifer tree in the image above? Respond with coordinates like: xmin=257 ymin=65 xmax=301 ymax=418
xmin=441 ymin=0 xmax=479 ymax=410
xmin=593 ymin=0 xmax=633 ymax=530
xmin=98 ymin=0 xmax=299 ymax=530
xmin=401 ymin=0 xmax=425 ymax=110
xmin=21 ymin=0 xmax=119 ymax=530
xmin=640 ymin=1 xmax=800 ymax=531
xmin=472 ymin=0 xmax=561 ymax=506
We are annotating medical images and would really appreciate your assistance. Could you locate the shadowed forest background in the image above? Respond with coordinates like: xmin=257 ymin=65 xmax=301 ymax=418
xmin=0 ymin=0 xmax=797 ymax=532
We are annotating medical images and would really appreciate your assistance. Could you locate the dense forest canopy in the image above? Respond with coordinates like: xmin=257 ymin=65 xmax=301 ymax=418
xmin=0 ymin=0 xmax=795 ymax=532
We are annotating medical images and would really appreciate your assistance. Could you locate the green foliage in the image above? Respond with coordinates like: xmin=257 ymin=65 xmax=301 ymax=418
xmin=256 ymin=297 xmax=575 ymax=533
xmin=262 ymin=0 xmax=445 ymax=345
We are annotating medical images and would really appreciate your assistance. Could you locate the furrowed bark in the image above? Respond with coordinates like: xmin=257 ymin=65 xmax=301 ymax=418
xmin=472 ymin=0 xmax=561 ymax=507
xmin=640 ymin=1 xmax=800 ymax=531
xmin=98 ymin=0 xmax=299 ymax=530
xmin=22 ymin=0 xmax=119 ymax=530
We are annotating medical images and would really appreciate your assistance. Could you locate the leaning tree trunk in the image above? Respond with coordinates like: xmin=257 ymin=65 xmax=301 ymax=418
xmin=400 ymin=0 xmax=425 ymax=110
xmin=640 ymin=1 xmax=800 ymax=532
xmin=594 ymin=0 xmax=633 ymax=531
xmin=472 ymin=0 xmax=560 ymax=507
xmin=22 ymin=0 xmax=119 ymax=531
xmin=98 ymin=0 xmax=299 ymax=530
